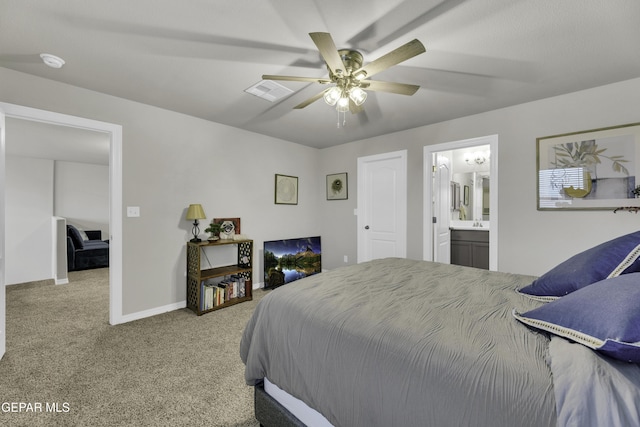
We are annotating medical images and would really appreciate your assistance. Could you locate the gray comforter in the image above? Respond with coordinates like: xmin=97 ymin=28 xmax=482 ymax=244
xmin=241 ymin=258 xmax=557 ymax=427
xmin=548 ymin=337 xmax=640 ymax=426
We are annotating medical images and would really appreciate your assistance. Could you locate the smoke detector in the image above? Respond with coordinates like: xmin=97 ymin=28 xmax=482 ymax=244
xmin=40 ymin=53 xmax=65 ymax=69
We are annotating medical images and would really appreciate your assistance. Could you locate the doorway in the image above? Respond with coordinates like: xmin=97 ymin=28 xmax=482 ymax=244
xmin=0 ymin=103 xmax=123 ymax=354
xmin=357 ymin=150 xmax=408 ymax=263
xmin=423 ymin=135 xmax=498 ymax=270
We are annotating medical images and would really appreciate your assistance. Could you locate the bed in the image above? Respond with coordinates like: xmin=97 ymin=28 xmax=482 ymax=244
xmin=241 ymin=234 xmax=640 ymax=427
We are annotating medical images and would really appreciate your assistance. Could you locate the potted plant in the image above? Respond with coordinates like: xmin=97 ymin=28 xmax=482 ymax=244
xmin=204 ymin=221 xmax=221 ymax=241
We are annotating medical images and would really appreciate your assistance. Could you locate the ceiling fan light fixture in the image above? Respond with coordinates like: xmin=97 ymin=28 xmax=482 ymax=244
xmin=353 ymin=71 xmax=367 ymax=80
xmin=349 ymin=87 xmax=367 ymax=106
xmin=336 ymin=96 xmax=350 ymax=112
xmin=261 ymin=32 xmax=425 ymax=119
xmin=323 ymin=86 xmax=342 ymax=106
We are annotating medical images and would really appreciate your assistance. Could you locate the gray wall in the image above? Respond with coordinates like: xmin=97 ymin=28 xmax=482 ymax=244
xmin=3 ymin=65 xmax=640 ymax=318
xmin=5 ymin=156 xmax=54 ymax=284
xmin=0 ymin=67 xmax=321 ymax=316
xmin=319 ymin=77 xmax=640 ymax=276
xmin=5 ymin=156 xmax=110 ymax=285
xmin=54 ymin=160 xmax=109 ymax=237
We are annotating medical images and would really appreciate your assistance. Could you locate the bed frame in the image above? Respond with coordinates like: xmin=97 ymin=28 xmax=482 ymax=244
xmin=254 ymin=381 xmax=306 ymax=427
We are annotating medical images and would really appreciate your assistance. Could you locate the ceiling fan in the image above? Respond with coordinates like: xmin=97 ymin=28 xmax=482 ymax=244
xmin=262 ymin=32 xmax=426 ymax=114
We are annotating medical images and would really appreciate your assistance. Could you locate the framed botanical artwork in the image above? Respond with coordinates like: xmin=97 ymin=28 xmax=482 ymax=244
xmin=326 ymin=172 xmax=348 ymax=200
xmin=537 ymin=122 xmax=640 ymax=210
xmin=275 ymin=174 xmax=298 ymax=205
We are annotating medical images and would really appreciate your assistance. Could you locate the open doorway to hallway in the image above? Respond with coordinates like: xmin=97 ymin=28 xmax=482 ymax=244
xmin=5 ymin=117 xmax=110 ymax=286
xmin=0 ymin=102 xmax=123 ymax=340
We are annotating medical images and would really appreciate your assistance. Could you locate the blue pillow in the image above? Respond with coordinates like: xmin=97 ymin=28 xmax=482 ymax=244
xmin=518 ymin=231 xmax=640 ymax=300
xmin=513 ymin=273 xmax=640 ymax=362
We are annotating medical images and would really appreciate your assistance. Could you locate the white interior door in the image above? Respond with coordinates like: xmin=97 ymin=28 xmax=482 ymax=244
xmin=0 ymin=109 xmax=6 ymax=359
xmin=434 ymin=154 xmax=451 ymax=263
xmin=357 ymin=150 xmax=407 ymax=263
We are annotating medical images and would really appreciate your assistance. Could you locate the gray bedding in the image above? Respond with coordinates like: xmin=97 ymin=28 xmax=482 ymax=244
xmin=240 ymin=258 xmax=557 ymax=427
xmin=548 ymin=337 xmax=640 ymax=426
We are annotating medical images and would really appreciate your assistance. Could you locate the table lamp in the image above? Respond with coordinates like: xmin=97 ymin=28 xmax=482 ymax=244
xmin=186 ymin=204 xmax=206 ymax=242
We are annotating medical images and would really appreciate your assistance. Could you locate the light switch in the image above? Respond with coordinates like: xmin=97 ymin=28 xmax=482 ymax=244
xmin=127 ymin=206 xmax=140 ymax=217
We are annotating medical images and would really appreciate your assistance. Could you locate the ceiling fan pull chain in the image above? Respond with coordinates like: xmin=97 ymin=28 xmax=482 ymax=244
xmin=336 ymin=110 xmax=347 ymax=128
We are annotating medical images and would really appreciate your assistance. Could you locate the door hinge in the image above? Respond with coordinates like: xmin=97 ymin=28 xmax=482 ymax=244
xmin=432 ymin=217 xmax=437 ymax=223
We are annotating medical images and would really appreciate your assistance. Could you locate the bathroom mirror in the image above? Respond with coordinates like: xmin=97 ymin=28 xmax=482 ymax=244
xmin=452 ymin=172 xmax=489 ymax=221
xmin=448 ymin=145 xmax=490 ymax=224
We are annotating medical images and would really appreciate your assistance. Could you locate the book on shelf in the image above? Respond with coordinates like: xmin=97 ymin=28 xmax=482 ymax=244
xmin=217 ymin=283 xmax=227 ymax=305
xmin=199 ymin=274 xmax=249 ymax=311
xmin=230 ymin=274 xmax=246 ymax=298
xmin=200 ymin=282 xmax=217 ymax=311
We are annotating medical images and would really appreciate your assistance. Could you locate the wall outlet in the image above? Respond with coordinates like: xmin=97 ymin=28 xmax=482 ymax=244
xmin=344 ymin=255 xmax=348 ymax=263
xmin=127 ymin=206 xmax=140 ymax=217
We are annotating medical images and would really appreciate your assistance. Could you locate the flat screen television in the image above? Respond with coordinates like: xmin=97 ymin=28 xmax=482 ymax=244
xmin=264 ymin=236 xmax=321 ymax=288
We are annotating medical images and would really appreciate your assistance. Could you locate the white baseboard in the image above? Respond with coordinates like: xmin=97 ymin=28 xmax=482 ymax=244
xmin=115 ymin=301 xmax=186 ymax=324
xmin=113 ymin=281 xmax=268 ymax=325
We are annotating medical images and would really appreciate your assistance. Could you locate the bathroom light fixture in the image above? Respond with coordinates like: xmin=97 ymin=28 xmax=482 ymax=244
xmin=464 ymin=151 xmax=489 ymax=165
xmin=40 ymin=53 xmax=65 ymax=69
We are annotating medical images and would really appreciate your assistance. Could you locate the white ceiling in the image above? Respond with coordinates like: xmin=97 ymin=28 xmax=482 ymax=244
xmin=1 ymin=0 xmax=640 ymax=151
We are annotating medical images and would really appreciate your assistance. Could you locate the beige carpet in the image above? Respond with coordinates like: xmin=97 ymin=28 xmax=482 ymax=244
xmin=1 ymin=268 xmax=266 ymax=427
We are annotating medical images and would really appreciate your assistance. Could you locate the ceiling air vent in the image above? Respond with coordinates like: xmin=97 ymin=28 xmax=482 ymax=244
xmin=245 ymin=80 xmax=293 ymax=102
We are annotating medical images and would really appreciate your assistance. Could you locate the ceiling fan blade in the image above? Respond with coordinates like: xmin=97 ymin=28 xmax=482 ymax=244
xmin=362 ymin=80 xmax=420 ymax=96
xmin=262 ymin=74 xmax=331 ymax=84
xmin=309 ymin=32 xmax=347 ymax=76
xmin=347 ymin=0 xmax=463 ymax=52
xmin=357 ymin=39 xmax=426 ymax=79
xmin=294 ymin=89 xmax=328 ymax=109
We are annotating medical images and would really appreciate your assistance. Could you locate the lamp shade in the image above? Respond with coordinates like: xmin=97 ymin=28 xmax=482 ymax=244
xmin=186 ymin=204 xmax=206 ymax=220
xmin=349 ymin=87 xmax=367 ymax=106
xmin=336 ymin=96 xmax=350 ymax=112
xmin=323 ymin=86 xmax=342 ymax=106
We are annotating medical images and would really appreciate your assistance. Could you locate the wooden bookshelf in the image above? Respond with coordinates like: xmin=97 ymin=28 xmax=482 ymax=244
xmin=186 ymin=239 xmax=253 ymax=315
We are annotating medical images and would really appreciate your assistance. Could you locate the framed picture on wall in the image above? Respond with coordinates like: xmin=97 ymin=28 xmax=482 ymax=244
xmin=537 ymin=122 xmax=640 ymax=210
xmin=326 ymin=172 xmax=348 ymax=200
xmin=275 ymin=174 xmax=298 ymax=205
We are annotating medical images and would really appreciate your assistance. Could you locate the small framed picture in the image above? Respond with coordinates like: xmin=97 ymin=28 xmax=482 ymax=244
xmin=213 ymin=217 xmax=240 ymax=239
xmin=275 ymin=174 xmax=298 ymax=205
xmin=326 ymin=172 xmax=348 ymax=200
